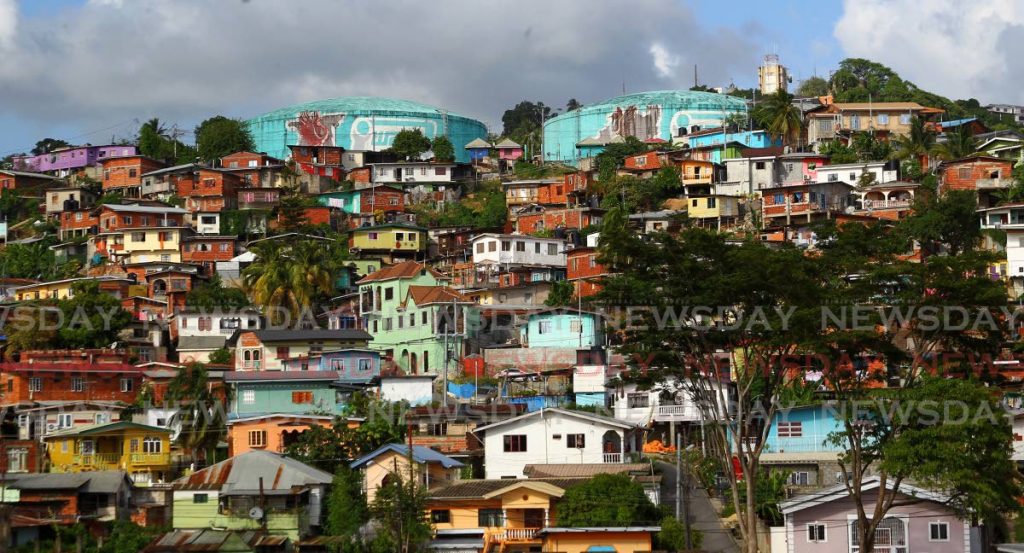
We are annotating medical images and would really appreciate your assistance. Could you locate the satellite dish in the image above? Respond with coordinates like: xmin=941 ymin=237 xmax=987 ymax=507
xmin=249 ymin=507 xmax=264 ymax=520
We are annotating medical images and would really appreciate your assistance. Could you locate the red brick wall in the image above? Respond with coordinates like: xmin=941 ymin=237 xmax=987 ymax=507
xmin=61 ymin=210 xmax=98 ymax=232
xmin=623 ymin=152 xmax=661 ymax=170
xmin=350 ymin=167 xmax=371 ymax=184
xmin=98 ymin=209 xmax=184 ymax=231
xmin=515 ymin=209 xmax=597 ymax=233
xmin=0 ymin=440 xmax=40 ymax=473
xmin=182 ymin=240 xmax=236 ymax=263
xmin=537 ymin=182 xmax=569 ymax=205
xmin=359 ymin=189 xmax=405 ymax=213
xmin=0 ymin=174 xmax=54 ymax=191
xmin=1 ymin=367 xmax=145 ymax=403
xmin=942 ymin=159 xmax=1013 ymax=191
xmin=101 ymin=157 xmax=164 ymax=191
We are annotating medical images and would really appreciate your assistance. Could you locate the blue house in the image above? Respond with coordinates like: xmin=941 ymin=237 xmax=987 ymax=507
xmin=762 ymin=403 xmax=844 ymax=454
xmin=523 ymin=308 xmax=605 ymax=349
xmin=225 ymin=371 xmax=348 ymax=417
xmin=464 ymin=137 xmax=492 ymax=162
xmin=687 ymin=129 xmax=782 ymax=163
xmin=280 ymin=348 xmax=382 ymax=384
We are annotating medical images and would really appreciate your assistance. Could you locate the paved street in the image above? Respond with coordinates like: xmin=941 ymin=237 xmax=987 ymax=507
xmin=657 ymin=460 xmax=740 ymax=553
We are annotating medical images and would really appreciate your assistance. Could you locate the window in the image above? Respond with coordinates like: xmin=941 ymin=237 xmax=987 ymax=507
xmin=123 ymin=216 xmax=133 ymax=225
xmin=248 ymin=430 xmax=267 ymax=447
xmin=129 ymin=168 xmax=137 ymax=178
xmin=503 ymin=434 xmax=527 ymax=452
xmin=567 ymin=434 xmax=585 ymax=448
xmin=476 ymin=243 xmax=484 ymax=254
xmin=828 ymin=173 xmax=839 ymax=182
xmin=427 ymin=422 xmax=448 ymax=436
xmin=538 ymin=320 xmax=552 ymax=334
xmin=422 ymin=311 xmax=428 ymax=325
xmin=900 ymin=113 xmax=912 ymax=125
xmin=57 ymin=414 xmax=72 ymax=428
xmin=242 ymin=390 xmax=255 ymax=404
xmin=534 ymin=242 xmax=541 ymax=253
xmin=547 ymin=243 xmax=558 ymax=255
xmin=142 ymin=436 xmax=162 ymax=453
xmin=292 ymin=391 xmax=314 ymax=404
xmin=755 ymin=161 xmax=766 ymax=170
xmin=131 ymin=232 xmax=146 ymax=242
xmin=692 ymin=199 xmax=698 ymax=207
xmin=120 ymin=378 xmax=133 ymax=392
xmin=385 ymin=287 xmax=394 ymax=300
xmin=409 ymin=313 xmax=415 ymax=327
xmin=276 ymin=347 xmax=290 ymax=359
xmin=929 ymin=522 xmax=949 ymax=541
xmin=708 ymin=197 xmax=716 ymax=208
xmin=515 ymin=241 xmax=525 ymax=252
xmin=28 ymin=377 xmax=42 ymax=392
xmin=395 ymin=232 xmax=404 ymax=241
xmin=435 ymin=166 xmax=447 ymax=176
xmin=773 ymin=193 xmax=784 ymax=205
xmin=569 ymin=319 xmax=582 ymax=333
xmin=807 ymin=523 xmax=826 ymax=542
xmin=849 ymin=114 xmax=861 ymax=130
xmin=788 ymin=472 xmax=810 ymax=485
xmin=368 ymin=232 xmax=379 ymax=240
xmin=193 ymin=494 xmax=209 ymax=504
xmin=777 ymin=421 xmax=803 ymax=437
xmin=958 ymin=167 xmax=971 ymax=179
xmin=849 ymin=172 xmax=857 ymax=181
xmin=431 ymin=510 xmax=451 ymax=523
xmin=71 ymin=377 xmax=84 ymax=392
xmin=877 ymin=114 xmax=890 ymax=125
xmin=478 ymin=509 xmax=504 ymax=527
xmin=501 ymin=240 xmax=511 ymax=251
xmin=627 ymin=393 xmax=649 ymax=408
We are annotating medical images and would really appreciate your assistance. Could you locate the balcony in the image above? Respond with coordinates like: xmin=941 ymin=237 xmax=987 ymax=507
xmin=71 ymin=452 xmax=170 ymax=469
xmin=861 ymin=199 xmax=912 ymax=210
xmin=602 ymin=452 xmax=623 ymax=463
xmin=975 ymin=178 xmax=1013 ymax=190
xmin=655 ymin=403 xmax=699 ymax=422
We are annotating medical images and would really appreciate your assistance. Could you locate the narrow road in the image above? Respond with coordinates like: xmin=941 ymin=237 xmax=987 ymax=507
xmin=656 ymin=460 xmax=740 ymax=553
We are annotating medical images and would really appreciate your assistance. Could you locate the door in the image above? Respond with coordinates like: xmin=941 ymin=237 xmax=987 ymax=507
xmin=523 ymin=508 xmax=545 ymax=528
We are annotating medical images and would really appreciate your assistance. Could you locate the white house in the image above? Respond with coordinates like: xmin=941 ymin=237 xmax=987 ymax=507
xmin=378 ymin=374 xmax=435 ymax=406
xmin=814 ymin=161 xmax=898 ymax=186
xmin=610 ymin=377 xmax=728 ymax=426
xmin=370 ymin=162 xmax=457 ymax=184
xmin=176 ymin=308 xmax=263 ymax=363
xmin=979 ymin=204 xmax=1024 ymax=297
xmin=471 ymin=233 xmax=567 ymax=267
xmin=473 ymin=407 xmax=638 ymax=479
xmin=194 ymin=212 xmax=221 ymax=235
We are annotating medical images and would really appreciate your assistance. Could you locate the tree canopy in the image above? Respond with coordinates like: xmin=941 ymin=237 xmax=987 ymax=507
xmin=185 ymin=275 xmax=250 ymax=310
xmin=389 ymin=129 xmax=432 ymax=161
xmin=557 ymin=473 xmax=662 ymax=527
xmin=195 ymin=115 xmax=256 ymax=164
xmin=431 ymin=135 xmax=455 ymax=162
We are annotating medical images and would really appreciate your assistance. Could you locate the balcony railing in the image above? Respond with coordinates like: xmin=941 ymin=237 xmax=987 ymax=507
xmin=655 ymin=404 xmax=698 ymax=422
xmin=862 ymin=199 xmax=912 ymax=210
xmin=72 ymin=452 xmax=170 ymax=468
xmin=602 ymin=452 xmax=623 ymax=463
xmin=493 ymin=528 xmax=541 ymax=542
xmin=73 ymin=453 xmax=120 ymax=468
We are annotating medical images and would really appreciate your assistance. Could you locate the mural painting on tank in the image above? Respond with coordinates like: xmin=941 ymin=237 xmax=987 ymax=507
xmin=285 ymin=110 xmax=441 ymax=151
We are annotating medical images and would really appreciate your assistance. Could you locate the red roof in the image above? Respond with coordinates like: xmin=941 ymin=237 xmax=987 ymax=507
xmin=0 ymin=363 xmax=143 ymax=373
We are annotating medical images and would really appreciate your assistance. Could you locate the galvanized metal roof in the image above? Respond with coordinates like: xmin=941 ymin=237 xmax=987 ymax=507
xmin=174 ymin=450 xmax=332 ymax=493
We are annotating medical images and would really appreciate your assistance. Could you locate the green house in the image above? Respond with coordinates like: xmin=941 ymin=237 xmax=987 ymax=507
xmin=358 ymin=260 xmax=472 ymax=374
xmin=225 ymin=371 xmax=345 ymax=417
xmin=171 ymin=451 xmax=333 ymax=542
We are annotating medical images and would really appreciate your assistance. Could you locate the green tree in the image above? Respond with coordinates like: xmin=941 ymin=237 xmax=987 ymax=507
xmin=207 ymin=347 xmax=232 ymax=365
xmin=891 ymin=116 xmax=937 ymax=164
xmin=185 ymin=275 xmax=250 ymax=310
xmin=166 ymin=362 xmax=229 ymax=465
xmin=369 ymin=471 xmax=430 ymax=553
xmin=544 ymin=280 xmax=575 ymax=307
xmin=4 ymin=307 xmax=59 ymax=353
xmin=431 ymin=135 xmax=455 ymax=163
xmin=285 ymin=395 xmax=405 ymax=471
xmin=55 ymin=281 xmax=132 ymax=349
xmin=557 ymin=473 xmax=662 ymax=527
xmin=242 ymin=238 xmax=340 ymax=327
xmin=753 ymin=90 xmax=803 ymax=146
xmin=195 ymin=115 xmax=256 ymax=164
xmin=566 ymin=98 xmax=582 ymax=112
xmin=657 ymin=516 xmax=704 ymax=552
xmin=795 ymin=76 xmax=829 ymax=97
xmin=31 ymin=138 xmax=70 ymax=156
xmin=933 ymin=124 xmax=979 ymax=161
xmin=389 ymin=129 xmax=432 ymax=161
xmin=96 ymin=520 xmax=164 ymax=553
xmin=138 ymin=118 xmax=171 ymax=159
xmin=594 ymin=136 xmax=648 ymax=185
xmin=850 ymin=131 xmax=892 ymax=161
xmin=325 ymin=466 xmax=369 ymax=542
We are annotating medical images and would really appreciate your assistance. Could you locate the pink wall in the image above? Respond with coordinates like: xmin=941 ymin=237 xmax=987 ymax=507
xmin=788 ymin=491 xmax=967 ymax=553
xmin=499 ymin=148 xmax=524 ymax=161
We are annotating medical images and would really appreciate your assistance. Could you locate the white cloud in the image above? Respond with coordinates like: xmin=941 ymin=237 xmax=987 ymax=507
xmin=834 ymin=0 xmax=1024 ymax=103
xmin=0 ymin=0 xmax=17 ymax=49
xmin=0 ymin=0 xmax=760 ymax=151
xmin=649 ymin=43 xmax=681 ymax=79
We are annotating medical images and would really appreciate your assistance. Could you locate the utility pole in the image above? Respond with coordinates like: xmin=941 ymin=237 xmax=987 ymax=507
xmin=675 ymin=432 xmax=682 ymax=520
xmin=683 ymin=431 xmax=693 ymax=551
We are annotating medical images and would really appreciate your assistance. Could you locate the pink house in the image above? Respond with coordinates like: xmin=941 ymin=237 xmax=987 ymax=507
xmin=780 ymin=478 xmax=972 ymax=553
xmin=494 ymin=138 xmax=524 ymax=161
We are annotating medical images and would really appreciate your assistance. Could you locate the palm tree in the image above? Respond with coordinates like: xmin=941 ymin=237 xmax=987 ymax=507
xmin=754 ymin=91 xmax=804 ymax=147
xmin=242 ymin=239 xmax=338 ymax=327
xmin=167 ymin=363 xmax=229 ymax=467
xmin=933 ymin=125 xmax=979 ymax=161
xmin=891 ymin=117 xmax=936 ymax=168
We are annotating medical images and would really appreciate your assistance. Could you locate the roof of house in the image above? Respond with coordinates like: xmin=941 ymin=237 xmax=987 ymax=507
xmin=350 ymin=443 xmax=464 ymax=470
xmin=494 ymin=138 xmax=522 ymax=149
xmin=779 ymin=476 xmax=951 ymax=515
xmin=405 ymin=285 xmax=471 ymax=306
xmin=140 ymin=163 xmax=202 ymax=178
xmin=143 ymin=529 xmax=267 ymax=552
xmin=0 ymin=169 xmax=63 ymax=180
xmin=428 ymin=478 xmax=589 ymax=499
xmin=813 ymin=101 xmax=944 ymax=114
xmin=224 ymin=370 xmax=343 ymax=383
xmin=176 ymin=336 xmax=229 ymax=351
xmin=358 ymin=260 xmax=445 ymax=284
xmin=42 ymin=421 xmax=170 ymax=439
xmin=536 ymin=527 xmax=661 ymax=536
xmin=95 ymin=203 xmax=188 ymax=215
xmin=248 ymin=329 xmax=373 ymax=343
xmin=473 ymin=407 xmax=635 ymax=434
xmin=522 ymin=463 xmax=650 ymax=478
xmin=174 ymin=450 xmax=333 ymax=494
xmin=464 ymin=138 xmax=493 ymax=149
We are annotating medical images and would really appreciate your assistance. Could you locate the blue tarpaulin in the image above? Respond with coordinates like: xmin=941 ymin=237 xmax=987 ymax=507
xmin=447 ymin=382 xmax=476 ymax=399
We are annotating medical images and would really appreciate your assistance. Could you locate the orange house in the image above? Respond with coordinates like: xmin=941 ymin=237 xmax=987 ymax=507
xmin=941 ymin=155 xmax=1014 ymax=192
xmin=180 ymin=169 xmax=241 ymax=213
xmin=566 ymin=246 xmax=606 ymax=298
xmin=225 ymin=414 xmax=349 ymax=456
xmin=100 ymin=156 xmax=166 ymax=195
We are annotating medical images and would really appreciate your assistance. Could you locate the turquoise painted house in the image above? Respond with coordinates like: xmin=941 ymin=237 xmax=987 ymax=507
xmin=280 ymin=349 xmax=382 ymax=384
xmin=762 ymin=403 xmax=845 ymax=454
xmin=524 ymin=308 xmax=605 ymax=349
xmin=688 ymin=129 xmax=781 ymax=162
xmin=225 ymin=371 xmax=345 ymax=417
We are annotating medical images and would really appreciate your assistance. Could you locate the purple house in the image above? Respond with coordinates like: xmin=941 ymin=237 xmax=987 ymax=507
xmin=279 ymin=348 xmax=381 ymax=384
xmin=12 ymin=144 xmax=137 ymax=175
xmin=494 ymin=138 xmax=524 ymax=161
xmin=780 ymin=477 xmax=972 ymax=553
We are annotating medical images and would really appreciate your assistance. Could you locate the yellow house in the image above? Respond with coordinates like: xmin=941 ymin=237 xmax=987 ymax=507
xmin=687 ymin=195 xmax=740 ymax=228
xmin=349 ymin=223 xmax=428 ymax=260
xmin=43 ymin=421 xmax=172 ymax=486
xmin=12 ymin=276 xmax=135 ymax=302
xmin=350 ymin=443 xmax=464 ymax=503
xmin=427 ymin=479 xmax=659 ymax=553
xmin=107 ymin=226 xmax=187 ymax=264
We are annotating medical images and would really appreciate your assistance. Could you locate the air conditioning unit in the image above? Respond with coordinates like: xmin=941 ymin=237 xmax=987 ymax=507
xmin=46 ymin=423 xmax=57 ymax=432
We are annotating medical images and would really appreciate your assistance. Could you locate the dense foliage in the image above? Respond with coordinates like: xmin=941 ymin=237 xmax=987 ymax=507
xmin=557 ymin=473 xmax=663 ymax=527
xmin=195 ymin=115 xmax=256 ymax=164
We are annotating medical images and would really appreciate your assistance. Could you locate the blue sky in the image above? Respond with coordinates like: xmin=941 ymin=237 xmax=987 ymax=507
xmin=0 ymin=0 xmax=1020 ymax=156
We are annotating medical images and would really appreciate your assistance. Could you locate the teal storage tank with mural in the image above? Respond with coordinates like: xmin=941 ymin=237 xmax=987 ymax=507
xmin=542 ymin=89 xmax=749 ymax=165
xmin=246 ymin=96 xmax=488 ymax=163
